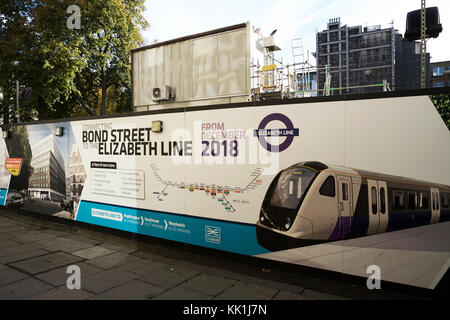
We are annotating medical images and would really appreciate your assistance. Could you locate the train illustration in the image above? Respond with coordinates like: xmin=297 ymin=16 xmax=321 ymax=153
xmin=256 ymin=161 xmax=450 ymax=251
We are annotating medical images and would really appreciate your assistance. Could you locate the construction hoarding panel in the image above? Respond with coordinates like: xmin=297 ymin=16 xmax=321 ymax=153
xmin=0 ymin=93 xmax=449 ymax=289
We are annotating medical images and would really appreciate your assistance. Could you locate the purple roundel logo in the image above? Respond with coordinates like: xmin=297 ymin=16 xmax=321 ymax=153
xmin=254 ymin=113 xmax=299 ymax=152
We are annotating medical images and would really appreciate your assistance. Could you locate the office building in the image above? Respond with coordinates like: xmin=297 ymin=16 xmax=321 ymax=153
xmin=395 ymin=34 xmax=430 ymax=90
xmin=430 ymin=61 xmax=450 ymax=88
xmin=70 ymin=146 xmax=85 ymax=202
xmin=29 ymin=134 xmax=66 ymax=200
xmin=316 ymin=18 xmax=396 ymax=95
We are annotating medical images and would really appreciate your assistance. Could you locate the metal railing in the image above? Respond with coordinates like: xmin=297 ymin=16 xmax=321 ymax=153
xmin=250 ymin=62 xmax=391 ymax=100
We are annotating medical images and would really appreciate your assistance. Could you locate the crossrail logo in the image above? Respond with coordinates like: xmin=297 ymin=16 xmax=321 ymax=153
xmin=254 ymin=113 xmax=299 ymax=152
xmin=205 ymin=225 xmax=221 ymax=244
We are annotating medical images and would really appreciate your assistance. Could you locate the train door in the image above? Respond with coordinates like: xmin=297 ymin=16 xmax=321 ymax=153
xmin=430 ymin=187 xmax=440 ymax=223
xmin=367 ymin=179 xmax=388 ymax=234
xmin=337 ymin=175 xmax=352 ymax=238
xmin=367 ymin=180 xmax=388 ymax=234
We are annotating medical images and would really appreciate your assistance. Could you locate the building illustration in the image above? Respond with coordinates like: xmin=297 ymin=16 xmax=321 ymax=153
xmin=28 ymin=134 xmax=66 ymax=200
xmin=70 ymin=146 xmax=85 ymax=202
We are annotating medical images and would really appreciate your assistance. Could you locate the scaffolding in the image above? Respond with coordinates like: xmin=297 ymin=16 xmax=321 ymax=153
xmin=250 ymin=20 xmax=396 ymax=101
xmin=250 ymin=62 xmax=390 ymax=100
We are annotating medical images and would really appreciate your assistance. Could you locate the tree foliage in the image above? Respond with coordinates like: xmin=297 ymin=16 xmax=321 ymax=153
xmin=430 ymin=94 xmax=450 ymax=130
xmin=0 ymin=0 xmax=149 ymax=123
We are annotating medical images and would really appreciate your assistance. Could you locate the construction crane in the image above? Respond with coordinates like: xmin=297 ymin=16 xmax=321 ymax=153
xmin=420 ymin=0 xmax=426 ymax=89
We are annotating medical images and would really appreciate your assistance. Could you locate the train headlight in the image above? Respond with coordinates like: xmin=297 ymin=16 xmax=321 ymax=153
xmin=284 ymin=217 xmax=292 ymax=230
xmin=260 ymin=215 xmax=265 ymax=222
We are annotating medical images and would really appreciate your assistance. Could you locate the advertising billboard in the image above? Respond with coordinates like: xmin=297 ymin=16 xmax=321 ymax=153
xmin=1 ymin=92 xmax=449 ymax=289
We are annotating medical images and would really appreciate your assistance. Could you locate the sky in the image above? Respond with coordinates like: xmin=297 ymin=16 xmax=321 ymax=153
xmin=141 ymin=0 xmax=449 ymax=64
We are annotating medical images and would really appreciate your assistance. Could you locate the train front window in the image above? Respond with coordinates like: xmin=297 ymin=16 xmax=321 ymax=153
xmin=270 ymin=168 xmax=316 ymax=209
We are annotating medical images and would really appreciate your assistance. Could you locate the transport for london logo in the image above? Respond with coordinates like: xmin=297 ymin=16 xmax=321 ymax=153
xmin=254 ymin=113 xmax=299 ymax=152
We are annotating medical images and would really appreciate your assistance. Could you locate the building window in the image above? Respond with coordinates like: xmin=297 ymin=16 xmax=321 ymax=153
xmin=380 ymin=187 xmax=386 ymax=214
xmin=371 ymin=187 xmax=377 ymax=214
xmin=407 ymin=192 xmax=418 ymax=210
xmin=433 ymin=66 xmax=444 ymax=76
xmin=341 ymin=183 xmax=349 ymax=201
xmin=319 ymin=176 xmax=335 ymax=197
xmin=442 ymin=194 xmax=450 ymax=209
xmin=433 ymin=193 xmax=436 ymax=210
xmin=420 ymin=193 xmax=429 ymax=209
xmin=433 ymin=82 xmax=445 ymax=88
xmin=393 ymin=190 xmax=405 ymax=210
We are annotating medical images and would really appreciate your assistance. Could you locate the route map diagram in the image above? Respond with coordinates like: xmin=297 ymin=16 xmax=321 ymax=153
xmin=150 ymin=164 xmax=263 ymax=213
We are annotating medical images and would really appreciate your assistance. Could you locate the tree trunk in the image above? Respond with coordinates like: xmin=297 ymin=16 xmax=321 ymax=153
xmin=100 ymin=68 xmax=108 ymax=115
xmin=2 ymin=105 xmax=9 ymax=125
xmin=81 ymin=100 xmax=97 ymax=116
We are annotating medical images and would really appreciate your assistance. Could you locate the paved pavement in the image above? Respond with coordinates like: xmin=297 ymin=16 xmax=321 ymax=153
xmin=0 ymin=208 xmax=424 ymax=300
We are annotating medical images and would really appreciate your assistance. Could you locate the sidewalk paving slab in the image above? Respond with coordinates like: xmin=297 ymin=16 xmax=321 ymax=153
xmin=35 ymin=262 xmax=104 ymax=287
xmin=35 ymin=237 xmax=73 ymax=249
xmin=81 ymin=267 xmax=139 ymax=294
xmin=214 ymin=282 xmax=278 ymax=300
xmin=302 ymin=289 xmax=352 ymax=300
xmin=0 ymin=248 xmax=50 ymax=265
xmin=0 ymin=243 xmax=43 ymax=258
xmin=50 ymin=240 xmax=96 ymax=253
xmin=12 ymin=230 xmax=59 ymax=243
xmin=139 ymin=265 xmax=200 ymax=289
xmin=86 ymin=252 xmax=140 ymax=270
xmin=99 ymin=242 xmax=138 ymax=254
xmin=0 ymin=225 xmax=33 ymax=234
xmin=0 ymin=208 xmax=386 ymax=300
xmin=72 ymin=246 xmax=114 ymax=260
xmin=180 ymin=273 xmax=236 ymax=296
xmin=89 ymin=280 xmax=165 ymax=300
xmin=0 ymin=239 xmax=20 ymax=249
xmin=0 ymin=265 xmax=29 ymax=286
xmin=27 ymin=286 xmax=94 ymax=300
xmin=10 ymin=252 xmax=83 ymax=275
xmin=0 ymin=277 xmax=53 ymax=300
xmin=66 ymin=234 xmax=103 ymax=245
xmin=152 ymin=287 xmax=213 ymax=300
xmin=273 ymin=291 xmax=315 ymax=300
xmin=116 ymin=258 xmax=168 ymax=275
xmin=246 ymin=277 xmax=306 ymax=295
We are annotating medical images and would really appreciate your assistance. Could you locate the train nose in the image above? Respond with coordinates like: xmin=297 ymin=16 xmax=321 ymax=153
xmin=259 ymin=207 xmax=294 ymax=231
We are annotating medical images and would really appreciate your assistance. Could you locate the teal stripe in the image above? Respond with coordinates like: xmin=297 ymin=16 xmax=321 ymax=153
xmin=76 ymin=200 xmax=269 ymax=256
xmin=0 ymin=189 xmax=7 ymax=206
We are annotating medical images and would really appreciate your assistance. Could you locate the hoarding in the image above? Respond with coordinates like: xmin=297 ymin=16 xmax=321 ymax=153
xmin=1 ymin=92 xmax=449 ymax=289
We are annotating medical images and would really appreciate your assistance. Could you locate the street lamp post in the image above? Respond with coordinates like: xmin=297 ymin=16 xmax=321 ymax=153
xmin=16 ymin=80 xmax=20 ymax=122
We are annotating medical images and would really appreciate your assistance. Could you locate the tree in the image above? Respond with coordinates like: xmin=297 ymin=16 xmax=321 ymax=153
xmin=430 ymin=94 xmax=450 ymax=130
xmin=0 ymin=0 xmax=36 ymax=124
xmin=0 ymin=0 xmax=149 ymax=122
xmin=4 ymin=126 xmax=32 ymax=192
